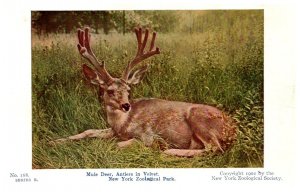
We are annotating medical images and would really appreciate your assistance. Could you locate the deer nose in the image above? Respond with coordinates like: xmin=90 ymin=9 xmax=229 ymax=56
xmin=121 ymin=103 xmax=131 ymax=112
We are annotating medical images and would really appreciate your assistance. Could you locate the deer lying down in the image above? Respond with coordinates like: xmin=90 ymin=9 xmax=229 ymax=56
xmin=51 ymin=27 xmax=236 ymax=157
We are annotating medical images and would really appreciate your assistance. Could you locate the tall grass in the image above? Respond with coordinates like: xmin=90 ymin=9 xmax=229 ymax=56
xmin=32 ymin=11 xmax=263 ymax=168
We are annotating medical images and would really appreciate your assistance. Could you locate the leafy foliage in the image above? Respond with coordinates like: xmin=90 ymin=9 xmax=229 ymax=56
xmin=32 ymin=11 xmax=180 ymax=35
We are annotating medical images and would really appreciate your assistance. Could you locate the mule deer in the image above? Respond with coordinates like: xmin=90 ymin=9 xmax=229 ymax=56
xmin=51 ymin=27 xmax=236 ymax=157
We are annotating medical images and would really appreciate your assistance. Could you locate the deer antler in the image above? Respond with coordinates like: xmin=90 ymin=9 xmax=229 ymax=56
xmin=122 ymin=28 xmax=160 ymax=81
xmin=77 ymin=27 xmax=113 ymax=83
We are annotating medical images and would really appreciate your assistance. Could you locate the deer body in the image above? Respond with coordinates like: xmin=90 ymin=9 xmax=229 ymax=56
xmin=51 ymin=27 xmax=236 ymax=157
xmin=110 ymin=98 xmax=197 ymax=147
xmin=108 ymin=98 xmax=234 ymax=150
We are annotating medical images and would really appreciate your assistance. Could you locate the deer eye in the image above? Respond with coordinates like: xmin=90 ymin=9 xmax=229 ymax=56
xmin=107 ymin=90 xmax=115 ymax=96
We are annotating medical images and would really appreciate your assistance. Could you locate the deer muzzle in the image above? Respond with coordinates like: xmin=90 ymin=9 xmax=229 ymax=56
xmin=121 ymin=103 xmax=131 ymax=112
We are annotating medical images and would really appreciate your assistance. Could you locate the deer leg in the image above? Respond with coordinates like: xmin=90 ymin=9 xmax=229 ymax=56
xmin=49 ymin=128 xmax=115 ymax=145
xmin=117 ymin=138 xmax=137 ymax=148
xmin=187 ymin=107 xmax=224 ymax=152
xmin=117 ymin=129 xmax=155 ymax=149
xmin=163 ymin=149 xmax=205 ymax=157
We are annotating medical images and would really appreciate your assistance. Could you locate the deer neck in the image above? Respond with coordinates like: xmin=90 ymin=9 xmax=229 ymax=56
xmin=106 ymin=106 xmax=130 ymax=133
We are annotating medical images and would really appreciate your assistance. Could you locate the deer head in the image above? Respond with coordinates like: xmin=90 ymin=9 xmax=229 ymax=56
xmin=77 ymin=27 xmax=160 ymax=112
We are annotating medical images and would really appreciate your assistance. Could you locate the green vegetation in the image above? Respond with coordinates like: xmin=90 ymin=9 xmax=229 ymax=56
xmin=32 ymin=10 xmax=263 ymax=168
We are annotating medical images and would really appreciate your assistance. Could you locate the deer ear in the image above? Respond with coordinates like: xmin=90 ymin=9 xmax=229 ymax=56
xmin=82 ymin=64 xmax=105 ymax=86
xmin=127 ymin=65 xmax=149 ymax=85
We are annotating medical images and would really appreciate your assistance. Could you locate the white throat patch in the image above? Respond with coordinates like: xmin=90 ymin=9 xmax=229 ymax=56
xmin=106 ymin=106 xmax=129 ymax=129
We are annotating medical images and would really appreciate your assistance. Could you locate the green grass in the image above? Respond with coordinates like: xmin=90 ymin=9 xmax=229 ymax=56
xmin=32 ymin=12 xmax=263 ymax=168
